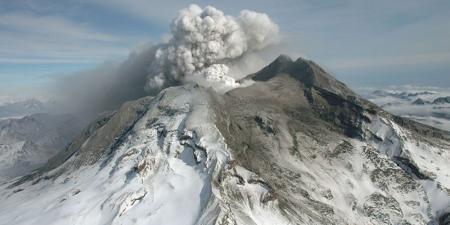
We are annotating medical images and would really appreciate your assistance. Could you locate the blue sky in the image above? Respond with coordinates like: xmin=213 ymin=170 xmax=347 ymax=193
xmin=1 ymin=0 xmax=450 ymax=93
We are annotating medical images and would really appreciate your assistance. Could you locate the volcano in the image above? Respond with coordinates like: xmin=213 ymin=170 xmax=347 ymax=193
xmin=0 ymin=56 xmax=449 ymax=225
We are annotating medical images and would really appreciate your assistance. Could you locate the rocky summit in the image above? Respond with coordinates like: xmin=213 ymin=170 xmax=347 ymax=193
xmin=1 ymin=56 xmax=449 ymax=225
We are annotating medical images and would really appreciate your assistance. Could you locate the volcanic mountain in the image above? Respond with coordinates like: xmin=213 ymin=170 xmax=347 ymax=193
xmin=0 ymin=56 xmax=449 ymax=225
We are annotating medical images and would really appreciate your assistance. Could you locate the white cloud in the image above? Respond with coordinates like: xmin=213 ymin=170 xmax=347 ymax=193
xmin=326 ymin=52 xmax=450 ymax=69
xmin=0 ymin=12 xmax=117 ymax=42
xmin=87 ymin=0 xmax=183 ymax=24
xmin=0 ymin=12 xmax=133 ymax=64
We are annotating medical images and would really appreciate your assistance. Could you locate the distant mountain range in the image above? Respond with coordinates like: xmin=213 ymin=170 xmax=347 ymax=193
xmin=0 ymin=97 xmax=86 ymax=180
xmin=0 ymin=99 xmax=49 ymax=119
xmin=0 ymin=113 xmax=85 ymax=180
xmin=362 ymin=87 xmax=450 ymax=131
xmin=412 ymin=96 xmax=450 ymax=105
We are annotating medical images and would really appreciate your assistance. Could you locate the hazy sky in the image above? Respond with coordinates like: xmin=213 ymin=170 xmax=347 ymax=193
xmin=1 ymin=0 xmax=450 ymax=93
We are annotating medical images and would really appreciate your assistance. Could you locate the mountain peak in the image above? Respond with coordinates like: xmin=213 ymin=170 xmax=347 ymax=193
xmin=273 ymin=54 xmax=294 ymax=64
xmin=245 ymin=55 xmax=354 ymax=97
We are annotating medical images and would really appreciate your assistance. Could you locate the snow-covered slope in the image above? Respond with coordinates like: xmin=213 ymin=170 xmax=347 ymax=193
xmin=0 ymin=56 xmax=449 ymax=225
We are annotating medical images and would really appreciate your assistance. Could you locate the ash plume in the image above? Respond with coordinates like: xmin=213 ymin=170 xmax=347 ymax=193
xmin=146 ymin=4 xmax=279 ymax=92
xmin=50 ymin=5 xmax=280 ymax=119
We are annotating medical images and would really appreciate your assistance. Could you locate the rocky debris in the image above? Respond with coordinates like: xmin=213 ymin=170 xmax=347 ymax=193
xmin=439 ymin=211 xmax=450 ymax=225
xmin=363 ymin=147 xmax=420 ymax=192
xmin=136 ymin=160 xmax=152 ymax=177
xmin=326 ymin=140 xmax=353 ymax=158
xmin=118 ymin=190 xmax=147 ymax=217
xmin=254 ymin=114 xmax=277 ymax=134
xmin=305 ymin=86 xmax=371 ymax=138
xmin=72 ymin=189 xmax=81 ymax=196
xmin=12 ymin=188 xmax=24 ymax=193
xmin=393 ymin=156 xmax=432 ymax=180
xmin=363 ymin=193 xmax=403 ymax=225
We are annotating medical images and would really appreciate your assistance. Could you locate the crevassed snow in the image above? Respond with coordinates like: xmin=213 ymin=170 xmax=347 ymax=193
xmin=0 ymin=85 xmax=294 ymax=225
xmin=365 ymin=115 xmax=450 ymax=221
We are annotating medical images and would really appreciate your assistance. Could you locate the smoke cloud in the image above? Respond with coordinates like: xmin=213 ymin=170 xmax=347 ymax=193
xmin=47 ymin=5 xmax=280 ymax=120
xmin=146 ymin=4 xmax=279 ymax=92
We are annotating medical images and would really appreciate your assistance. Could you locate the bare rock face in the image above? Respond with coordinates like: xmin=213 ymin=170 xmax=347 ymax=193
xmin=0 ymin=56 xmax=449 ymax=225
xmin=440 ymin=212 xmax=450 ymax=225
xmin=214 ymin=56 xmax=450 ymax=224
